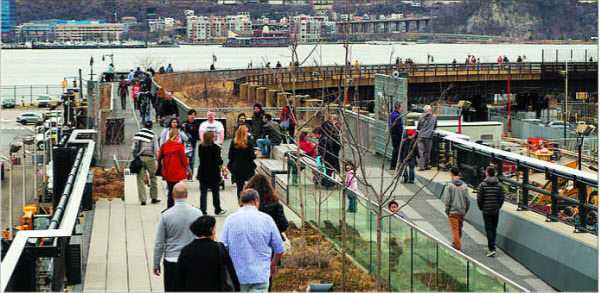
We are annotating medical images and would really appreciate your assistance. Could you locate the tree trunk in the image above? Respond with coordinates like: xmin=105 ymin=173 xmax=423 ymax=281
xmin=376 ymin=208 xmax=383 ymax=291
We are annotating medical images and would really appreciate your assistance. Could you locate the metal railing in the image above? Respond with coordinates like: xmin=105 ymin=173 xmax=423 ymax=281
xmin=0 ymin=85 xmax=65 ymax=105
xmin=1 ymin=130 xmax=96 ymax=292
xmin=285 ymin=152 xmax=528 ymax=292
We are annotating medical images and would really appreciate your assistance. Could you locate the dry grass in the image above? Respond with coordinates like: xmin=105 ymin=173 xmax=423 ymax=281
xmin=92 ymin=167 xmax=124 ymax=201
xmin=272 ymin=222 xmax=381 ymax=292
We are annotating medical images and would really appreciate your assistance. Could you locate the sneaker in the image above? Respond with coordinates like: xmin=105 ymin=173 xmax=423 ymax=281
xmin=141 ymin=201 xmax=147 ymax=206
xmin=216 ymin=210 xmax=227 ymax=216
xmin=151 ymin=199 xmax=161 ymax=204
xmin=486 ymin=249 xmax=496 ymax=257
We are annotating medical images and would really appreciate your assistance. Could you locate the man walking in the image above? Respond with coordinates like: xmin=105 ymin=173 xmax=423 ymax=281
xmin=131 ymin=121 xmax=161 ymax=205
xmin=153 ymin=182 xmax=203 ymax=292
xmin=199 ymin=110 xmax=225 ymax=146
xmin=388 ymin=102 xmax=403 ymax=170
xmin=221 ymin=189 xmax=286 ymax=292
xmin=417 ymin=105 xmax=437 ymax=171
xmin=441 ymin=167 xmax=470 ymax=251
xmin=256 ymin=114 xmax=282 ymax=158
xmin=181 ymin=109 xmax=200 ymax=175
xmin=158 ymin=92 xmax=179 ymax=127
xmin=117 ymin=80 xmax=128 ymax=110
xmin=477 ymin=166 xmax=505 ymax=257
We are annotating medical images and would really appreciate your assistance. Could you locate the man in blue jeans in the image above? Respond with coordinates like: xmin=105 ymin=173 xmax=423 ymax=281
xmin=257 ymin=114 xmax=282 ymax=158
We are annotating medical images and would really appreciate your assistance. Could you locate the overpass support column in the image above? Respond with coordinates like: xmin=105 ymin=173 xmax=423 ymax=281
xmin=256 ymin=87 xmax=268 ymax=105
xmin=248 ymin=84 xmax=259 ymax=102
xmin=266 ymin=89 xmax=277 ymax=107
xmin=239 ymin=83 xmax=249 ymax=100
xmin=277 ymin=92 xmax=290 ymax=107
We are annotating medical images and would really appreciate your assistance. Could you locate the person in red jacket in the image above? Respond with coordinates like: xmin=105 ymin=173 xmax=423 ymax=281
xmin=298 ymin=131 xmax=316 ymax=158
xmin=279 ymin=99 xmax=296 ymax=142
xmin=158 ymin=129 xmax=191 ymax=208
xmin=131 ymin=81 xmax=141 ymax=110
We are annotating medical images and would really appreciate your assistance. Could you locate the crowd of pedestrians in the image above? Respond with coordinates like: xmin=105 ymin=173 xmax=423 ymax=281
xmin=118 ymin=64 xmax=512 ymax=291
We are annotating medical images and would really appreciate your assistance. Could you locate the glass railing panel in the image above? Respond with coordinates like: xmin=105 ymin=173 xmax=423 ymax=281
xmin=411 ymin=230 xmax=438 ymax=292
xmin=467 ymin=262 xmax=505 ymax=292
xmin=346 ymin=192 xmax=372 ymax=272
xmin=388 ymin=215 xmax=413 ymax=291
xmin=437 ymin=244 xmax=468 ymax=291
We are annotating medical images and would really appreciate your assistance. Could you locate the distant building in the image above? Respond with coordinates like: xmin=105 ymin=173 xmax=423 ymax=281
xmin=121 ymin=16 xmax=137 ymax=33
xmin=18 ymin=19 xmax=125 ymax=42
xmin=289 ymin=14 xmax=336 ymax=42
xmin=149 ymin=17 xmax=176 ymax=32
xmin=336 ymin=15 xmax=432 ymax=35
xmin=1 ymin=0 xmax=16 ymax=33
xmin=187 ymin=13 xmax=251 ymax=43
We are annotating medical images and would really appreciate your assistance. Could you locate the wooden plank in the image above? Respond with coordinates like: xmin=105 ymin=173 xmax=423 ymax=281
xmin=83 ymin=199 xmax=110 ymax=292
xmin=141 ymin=180 xmax=166 ymax=292
xmin=106 ymin=200 xmax=128 ymax=292
xmin=125 ymin=202 xmax=152 ymax=292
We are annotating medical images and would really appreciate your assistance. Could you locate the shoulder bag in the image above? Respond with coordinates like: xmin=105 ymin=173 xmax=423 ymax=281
xmin=129 ymin=156 xmax=143 ymax=174
xmin=216 ymin=242 xmax=236 ymax=292
xmin=155 ymin=148 xmax=164 ymax=177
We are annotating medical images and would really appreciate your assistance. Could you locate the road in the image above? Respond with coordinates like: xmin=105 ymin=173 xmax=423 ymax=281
xmin=1 ymin=106 xmax=47 ymax=237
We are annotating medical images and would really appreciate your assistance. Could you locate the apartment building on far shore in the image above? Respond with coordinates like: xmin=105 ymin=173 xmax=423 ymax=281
xmin=187 ymin=13 xmax=251 ymax=43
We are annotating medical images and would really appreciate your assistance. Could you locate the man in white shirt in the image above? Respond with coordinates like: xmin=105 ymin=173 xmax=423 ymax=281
xmin=199 ymin=110 xmax=225 ymax=145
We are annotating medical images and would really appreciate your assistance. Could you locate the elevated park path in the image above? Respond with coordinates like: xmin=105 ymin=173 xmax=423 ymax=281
xmin=79 ymin=80 xmax=595 ymax=292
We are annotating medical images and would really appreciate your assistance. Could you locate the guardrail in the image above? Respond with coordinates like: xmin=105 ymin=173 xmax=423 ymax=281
xmin=284 ymin=152 xmax=528 ymax=292
xmin=1 ymin=85 xmax=65 ymax=105
xmin=235 ymin=62 xmax=598 ymax=87
xmin=1 ymin=129 xmax=96 ymax=292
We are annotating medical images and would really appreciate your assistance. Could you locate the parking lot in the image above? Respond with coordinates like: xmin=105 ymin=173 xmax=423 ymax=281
xmin=1 ymin=106 xmax=46 ymax=157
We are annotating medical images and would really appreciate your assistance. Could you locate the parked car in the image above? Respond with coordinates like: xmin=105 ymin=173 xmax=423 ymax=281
xmin=546 ymin=121 xmax=575 ymax=131
xmin=36 ymin=128 xmax=58 ymax=150
xmin=521 ymin=118 xmax=545 ymax=126
xmin=16 ymin=112 xmax=43 ymax=125
xmin=2 ymin=98 xmax=15 ymax=108
xmin=37 ymin=95 xmax=52 ymax=108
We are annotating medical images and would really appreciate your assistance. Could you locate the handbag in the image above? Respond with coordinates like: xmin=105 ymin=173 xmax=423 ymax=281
xmin=129 ymin=156 xmax=143 ymax=174
xmin=155 ymin=149 xmax=164 ymax=177
xmin=216 ymin=242 xmax=236 ymax=292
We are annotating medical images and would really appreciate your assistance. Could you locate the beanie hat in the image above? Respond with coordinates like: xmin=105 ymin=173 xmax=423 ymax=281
xmin=407 ymin=129 xmax=416 ymax=135
xmin=253 ymin=103 xmax=263 ymax=110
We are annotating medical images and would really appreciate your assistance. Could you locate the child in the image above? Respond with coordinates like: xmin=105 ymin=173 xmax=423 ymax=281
xmin=345 ymin=160 xmax=358 ymax=213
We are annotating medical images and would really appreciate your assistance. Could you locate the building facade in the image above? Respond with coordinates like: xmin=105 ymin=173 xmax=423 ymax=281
xmin=1 ymin=0 xmax=16 ymax=33
xmin=289 ymin=14 xmax=335 ymax=43
xmin=187 ymin=13 xmax=251 ymax=43
xmin=18 ymin=19 xmax=125 ymax=42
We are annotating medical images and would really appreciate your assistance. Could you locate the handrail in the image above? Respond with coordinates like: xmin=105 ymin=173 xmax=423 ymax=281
xmin=1 ymin=129 xmax=96 ymax=292
xmin=287 ymin=152 xmax=528 ymax=292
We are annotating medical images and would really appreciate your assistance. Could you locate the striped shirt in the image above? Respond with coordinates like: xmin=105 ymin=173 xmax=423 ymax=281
xmin=220 ymin=206 xmax=286 ymax=285
xmin=131 ymin=128 xmax=159 ymax=158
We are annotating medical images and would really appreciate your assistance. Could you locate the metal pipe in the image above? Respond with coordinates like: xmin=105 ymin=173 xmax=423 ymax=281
xmin=22 ymin=149 xmax=26 ymax=210
xmin=48 ymin=148 xmax=84 ymax=230
xmin=8 ymin=161 xmax=13 ymax=239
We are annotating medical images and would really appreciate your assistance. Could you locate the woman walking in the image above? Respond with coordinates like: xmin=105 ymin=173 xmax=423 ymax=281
xmin=158 ymin=129 xmax=190 ymax=208
xmin=197 ymin=131 xmax=225 ymax=215
xmin=228 ymin=126 xmax=256 ymax=199
xmin=176 ymin=215 xmax=240 ymax=292
xmin=160 ymin=118 xmax=188 ymax=148
xmin=279 ymin=99 xmax=296 ymax=142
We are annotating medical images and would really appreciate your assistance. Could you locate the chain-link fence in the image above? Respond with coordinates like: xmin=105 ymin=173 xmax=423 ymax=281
xmin=1 ymin=85 xmax=65 ymax=106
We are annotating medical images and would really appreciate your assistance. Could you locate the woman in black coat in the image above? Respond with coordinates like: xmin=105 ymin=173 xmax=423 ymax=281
xmin=196 ymin=131 xmax=225 ymax=215
xmin=228 ymin=125 xmax=257 ymax=199
xmin=245 ymin=174 xmax=289 ymax=235
xmin=176 ymin=216 xmax=240 ymax=292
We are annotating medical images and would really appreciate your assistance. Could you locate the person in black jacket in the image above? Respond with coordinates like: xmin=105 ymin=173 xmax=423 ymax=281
xmin=244 ymin=173 xmax=288 ymax=292
xmin=250 ymin=103 xmax=265 ymax=142
xmin=321 ymin=114 xmax=341 ymax=173
xmin=117 ymin=80 xmax=128 ymax=110
xmin=197 ymin=131 xmax=225 ymax=216
xmin=159 ymin=92 xmax=179 ymax=127
xmin=477 ymin=166 xmax=505 ymax=257
xmin=181 ymin=109 xmax=200 ymax=175
xmin=400 ymin=129 xmax=418 ymax=183
xmin=176 ymin=215 xmax=240 ymax=292
xmin=313 ymin=126 xmax=336 ymax=188
xmin=228 ymin=126 xmax=256 ymax=199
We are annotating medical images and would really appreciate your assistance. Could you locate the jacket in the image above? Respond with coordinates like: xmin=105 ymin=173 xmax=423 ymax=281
xmin=258 ymin=202 xmax=289 ymax=236
xmin=159 ymin=99 xmax=179 ymax=118
xmin=299 ymin=140 xmax=317 ymax=157
xmin=280 ymin=106 xmax=296 ymax=125
xmin=400 ymin=137 xmax=418 ymax=162
xmin=176 ymin=238 xmax=240 ymax=292
xmin=196 ymin=143 xmax=223 ymax=188
xmin=388 ymin=110 xmax=403 ymax=136
xmin=250 ymin=111 xmax=265 ymax=138
xmin=159 ymin=141 xmax=189 ymax=182
xmin=321 ymin=120 xmax=341 ymax=150
xmin=442 ymin=179 xmax=470 ymax=215
xmin=263 ymin=121 xmax=282 ymax=144
xmin=181 ymin=119 xmax=200 ymax=144
xmin=477 ymin=176 xmax=505 ymax=215
xmin=318 ymin=135 xmax=336 ymax=169
xmin=417 ymin=113 xmax=437 ymax=139
xmin=227 ymin=143 xmax=256 ymax=183
xmin=153 ymin=199 xmax=203 ymax=270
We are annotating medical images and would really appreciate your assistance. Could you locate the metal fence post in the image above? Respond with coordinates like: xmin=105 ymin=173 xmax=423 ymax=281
xmin=30 ymin=85 xmax=33 ymax=106
xmin=547 ymin=175 xmax=559 ymax=222
xmin=518 ymin=166 xmax=529 ymax=211
xmin=575 ymin=181 xmax=589 ymax=232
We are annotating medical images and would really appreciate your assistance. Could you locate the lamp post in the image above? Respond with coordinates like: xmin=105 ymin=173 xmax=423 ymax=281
xmin=8 ymin=142 xmax=23 ymax=239
xmin=22 ymin=137 xmax=34 ymax=209
xmin=576 ymin=124 xmax=596 ymax=170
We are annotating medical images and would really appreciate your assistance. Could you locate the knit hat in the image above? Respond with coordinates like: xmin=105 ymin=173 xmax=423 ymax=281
xmin=253 ymin=103 xmax=263 ymax=110
xmin=407 ymin=129 xmax=416 ymax=135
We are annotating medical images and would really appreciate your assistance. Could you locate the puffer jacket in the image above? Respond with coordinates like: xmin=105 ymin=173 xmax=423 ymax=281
xmin=477 ymin=176 xmax=505 ymax=215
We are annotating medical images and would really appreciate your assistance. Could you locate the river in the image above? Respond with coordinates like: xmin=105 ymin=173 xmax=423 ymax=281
xmin=0 ymin=43 xmax=597 ymax=86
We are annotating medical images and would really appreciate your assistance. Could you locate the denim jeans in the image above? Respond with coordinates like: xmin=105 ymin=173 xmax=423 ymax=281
xmin=140 ymin=109 xmax=150 ymax=124
xmin=240 ymin=282 xmax=269 ymax=292
xmin=256 ymin=138 xmax=279 ymax=156
xmin=403 ymin=157 xmax=416 ymax=182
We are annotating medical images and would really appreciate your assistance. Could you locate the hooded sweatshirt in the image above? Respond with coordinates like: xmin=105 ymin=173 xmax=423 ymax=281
xmin=159 ymin=141 xmax=189 ymax=182
xmin=442 ymin=179 xmax=470 ymax=215
xmin=417 ymin=112 xmax=437 ymax=139
xmin=477 ymin=176 xmax=505 ymax=215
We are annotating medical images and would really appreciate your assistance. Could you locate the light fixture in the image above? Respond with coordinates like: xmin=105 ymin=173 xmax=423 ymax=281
xmin=576 ymin=124 xmax=595 ymax=136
